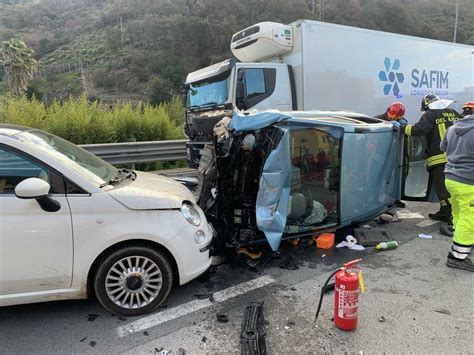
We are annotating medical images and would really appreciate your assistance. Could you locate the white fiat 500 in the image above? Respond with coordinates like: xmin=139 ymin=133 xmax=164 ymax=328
xmin=0 ymin=124 xmax=213 ymax=316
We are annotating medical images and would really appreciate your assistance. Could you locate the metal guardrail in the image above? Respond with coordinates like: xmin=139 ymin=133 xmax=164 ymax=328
xmin=80 ymin=140 xmax=188 ymax=165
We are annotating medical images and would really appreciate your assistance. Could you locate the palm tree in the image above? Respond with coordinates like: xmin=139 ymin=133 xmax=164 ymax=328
xmin=1 ymin=39 xmax=37 ymax=96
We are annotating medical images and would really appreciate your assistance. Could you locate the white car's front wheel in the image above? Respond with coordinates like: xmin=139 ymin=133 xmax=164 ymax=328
xmin=94 ymin=245 xmax=174 ymax=316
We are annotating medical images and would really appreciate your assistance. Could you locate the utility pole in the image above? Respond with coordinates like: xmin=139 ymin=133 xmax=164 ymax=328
xmin=453 ymin=2 xmax=459 ymax=43
xmin=319 ymin=0 xmax=323 ymax=20
xmin=120 ymin=17 xmax=124 ymax=47
xmin=311 ymin=0 xmax=315 ymax=14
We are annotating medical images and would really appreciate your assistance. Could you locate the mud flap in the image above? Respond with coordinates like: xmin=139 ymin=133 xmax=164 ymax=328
xmin=256 ymin=128 xmax=291 ymax=251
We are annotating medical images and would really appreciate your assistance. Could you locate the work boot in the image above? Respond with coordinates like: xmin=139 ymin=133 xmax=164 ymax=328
xmin=439 ymin=224 xmax=454 ymax=237
xmin=429 ymin=205 xmax=452 ymax=224
xmin=446 ymin=256 xmax=474 ymax=272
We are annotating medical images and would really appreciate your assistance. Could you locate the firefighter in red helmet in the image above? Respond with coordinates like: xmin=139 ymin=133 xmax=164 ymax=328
xmin=375 ymin=102 xmax=407 ymax=124
xmin=462 ymin=101 xmax=474 ymax=117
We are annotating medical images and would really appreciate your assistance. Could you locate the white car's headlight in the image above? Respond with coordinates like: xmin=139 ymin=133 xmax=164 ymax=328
xmin=181 ymin=202 xmax=201 ymax=226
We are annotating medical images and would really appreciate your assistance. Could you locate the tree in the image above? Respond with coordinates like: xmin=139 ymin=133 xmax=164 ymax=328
xmin=1 ymin=38 xmax=37 ymax=96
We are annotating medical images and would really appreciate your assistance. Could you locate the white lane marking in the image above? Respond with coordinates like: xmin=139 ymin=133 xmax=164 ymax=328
xmin=396 ymin=211 xmax=424 ymax=219
xmin=416 ymin=220 xmax=440 ymax=227
xmin=117 ymin=275 xmax=275 ymax=337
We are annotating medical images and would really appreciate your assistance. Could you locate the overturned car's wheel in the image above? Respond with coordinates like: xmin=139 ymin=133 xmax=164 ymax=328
xmin=94 ymin=245 xmax=174 ymax=316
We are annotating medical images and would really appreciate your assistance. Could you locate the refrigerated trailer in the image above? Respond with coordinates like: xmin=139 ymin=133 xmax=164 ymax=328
xmin=184 ymin=19 xmax=473 ymax=167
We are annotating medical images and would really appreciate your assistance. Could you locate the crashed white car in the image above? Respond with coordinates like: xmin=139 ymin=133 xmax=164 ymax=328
xmin=0 ymin=124 xmax=213 ymax=316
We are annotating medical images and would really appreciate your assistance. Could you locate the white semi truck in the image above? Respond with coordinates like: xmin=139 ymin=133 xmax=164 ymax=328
xmin=184 ymin=19 xmax=474 ymax=167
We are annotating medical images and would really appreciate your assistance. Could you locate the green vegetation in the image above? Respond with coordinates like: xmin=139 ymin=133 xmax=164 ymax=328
xmin=0 ymin=95 xmax=185 ymax=145
xmin=1 ymin=38 xmax=37 ymax=95
xmin=0 ymin=0 xmax=473 ymax=103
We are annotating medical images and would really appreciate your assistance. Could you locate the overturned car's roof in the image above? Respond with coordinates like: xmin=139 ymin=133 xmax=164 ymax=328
xmin=229 ymin=110 xmax=390 ymax=133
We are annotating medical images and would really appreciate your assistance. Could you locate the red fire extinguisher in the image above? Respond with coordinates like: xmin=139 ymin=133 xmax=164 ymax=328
xmin=334 ymin=259 xmax=362 ymax=330
xmin=314 ymin=258 xmax=364 ymax=331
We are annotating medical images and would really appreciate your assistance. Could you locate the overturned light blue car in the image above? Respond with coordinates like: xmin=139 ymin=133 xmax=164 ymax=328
xmin=196 ymin=110 xmax=433 ymax=251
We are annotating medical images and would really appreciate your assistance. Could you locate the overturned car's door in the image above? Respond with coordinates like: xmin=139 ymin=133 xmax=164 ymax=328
xmin=256 ymin=123 xmax=344 ymax=250
xmin=401 ymin=136 xmax=436 ymax=202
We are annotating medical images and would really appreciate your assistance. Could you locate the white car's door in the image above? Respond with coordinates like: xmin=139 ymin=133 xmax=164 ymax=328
xmin=0 ymin=146 xmax=73 ymax=295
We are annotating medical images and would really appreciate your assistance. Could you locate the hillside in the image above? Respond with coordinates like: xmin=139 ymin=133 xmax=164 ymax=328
xmin=1 ymin=0 xmax=473 ymax=103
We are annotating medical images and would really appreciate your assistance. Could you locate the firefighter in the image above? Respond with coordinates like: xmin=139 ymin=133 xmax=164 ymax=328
xmin=461 ymin=101 xmax=473 ymax=117
xmin=440 ymin=112 xmax=474 ymax=271
xmin=375 ymin=102 xmax=407 ymax=124
xmin=404 ymin=94 xmax=461 ymax=223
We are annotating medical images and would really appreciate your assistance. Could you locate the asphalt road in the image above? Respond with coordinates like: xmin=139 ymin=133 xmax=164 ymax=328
xmin=1 ymin=202 xmax=472 ymax=354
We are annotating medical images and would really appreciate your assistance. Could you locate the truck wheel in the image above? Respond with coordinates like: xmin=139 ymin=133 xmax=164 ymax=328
xmin=93 ymin=245 xmax=174 ymax=316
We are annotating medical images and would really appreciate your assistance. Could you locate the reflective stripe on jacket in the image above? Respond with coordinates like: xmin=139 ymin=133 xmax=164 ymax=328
xmin=404 ymin=108 xmax=461 ymax=168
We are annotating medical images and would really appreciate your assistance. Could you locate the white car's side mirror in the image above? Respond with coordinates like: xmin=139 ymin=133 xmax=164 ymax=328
xmin=15 ymin=178 xmax=50 ymax=199
xmin=15 ymin=178 xmax=61 ymax=212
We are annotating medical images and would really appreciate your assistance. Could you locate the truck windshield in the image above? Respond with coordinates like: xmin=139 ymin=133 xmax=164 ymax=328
xmin=187 ymin=74 xmax=230 ymax=108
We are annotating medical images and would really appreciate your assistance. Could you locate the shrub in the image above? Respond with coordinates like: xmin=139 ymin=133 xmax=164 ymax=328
xmin=0 ymin=95 xmax=185 ymax=145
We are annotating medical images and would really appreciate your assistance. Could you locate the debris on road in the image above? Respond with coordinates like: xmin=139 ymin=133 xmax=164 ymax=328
xmin=378 ymin=316 xmax=386 ymax=323
xmin=87 ymin=314 xmax=99 ymax=322
xmin=193 ymin=293 xmax=212 ymax=300
xmin=279 ymin=254 xmax=299 ymax=270
xmin=375 ymin=241 xmax=399 ymax=251
xmin=433 ymin=309 xmax=451 ymax=315
xmin=89 ymin=341 xmax=96 ymax=347
xmin=354 ymin=228 xmax=392 ymax=246
xmin=315 ymin=233 xmax=335 ymax=249
xmin=418 ymin=234 xmax=433 ymax=239
xmin=202 ymin=336 xmax=207 ymax=343
xmin=241 ymin=302 xmax=267 ymax=355
xmin=143 ymin=331 xmax=149 ymax=336
xmin=336 ymin=235 xmax=365 ymax=250
xmin=79 ymin=336 xmax=87 ymax=343
xmin=216 ymin=313 xmax=229 ymax=323
xmin=378 ymin=212 xmax=400 ymax=223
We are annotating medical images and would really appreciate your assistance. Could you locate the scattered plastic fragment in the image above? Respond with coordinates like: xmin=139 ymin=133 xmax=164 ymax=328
xmin=336 ymin=236 xmax=365 ymax=250
xmin=216 ymin=314 xmax=229 ymax=323
xmin=418 ymin=234 xmax=433 ymax=239
xmin=433 ymin=309 xmax=451 ymax=315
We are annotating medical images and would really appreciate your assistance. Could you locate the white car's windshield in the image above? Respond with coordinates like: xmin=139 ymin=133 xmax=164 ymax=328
xmin=14 ymin=130 xmax=119 ymax=184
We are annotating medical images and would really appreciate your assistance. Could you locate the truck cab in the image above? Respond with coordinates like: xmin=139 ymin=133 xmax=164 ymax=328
xmin=184 ymin=22 xmax=297 ymax=167
xmin=184 ymin=59 xmax=294 ymax=167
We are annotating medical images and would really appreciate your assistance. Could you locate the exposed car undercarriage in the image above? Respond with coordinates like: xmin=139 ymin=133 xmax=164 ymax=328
xmin=196 ymin=116 xmax=336 ymax=252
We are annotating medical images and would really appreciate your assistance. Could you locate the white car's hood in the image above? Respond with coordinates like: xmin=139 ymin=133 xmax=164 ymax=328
xmin=108 ymin=171 xmax=195 ymax=210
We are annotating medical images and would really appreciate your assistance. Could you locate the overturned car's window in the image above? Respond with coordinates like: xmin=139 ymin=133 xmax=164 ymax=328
xmin=286 ymin=127 xmax=341 ymax=233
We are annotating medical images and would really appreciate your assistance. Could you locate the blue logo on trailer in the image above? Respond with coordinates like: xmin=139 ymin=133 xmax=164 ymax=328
xmin=378 ymin=57 xmax=405 ymax=96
